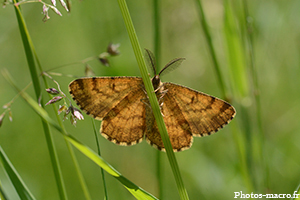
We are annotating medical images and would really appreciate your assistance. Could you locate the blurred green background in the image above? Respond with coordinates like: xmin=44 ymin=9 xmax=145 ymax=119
xmin=1 ymin=0 xmax=300 ymax=199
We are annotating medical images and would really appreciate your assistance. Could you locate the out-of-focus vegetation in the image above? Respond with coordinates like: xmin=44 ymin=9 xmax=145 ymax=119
xmin=1 ymin=0 xmax=300 ymax=199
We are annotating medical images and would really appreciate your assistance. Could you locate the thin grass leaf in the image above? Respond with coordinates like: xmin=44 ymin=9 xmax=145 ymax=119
xmin=223 ymin=0 xmax=254 ymax=193
xmin=31 ymin=25 xmax=92 ymax=200
xmin=152 ymin=1 xmax=163 ymax=198
xmin=292 ymin=183 xmax=300 ymax=200
xmin=2 ymin=68 xmax=63 ymax=132
xmin=3 ymin=68 xmax=91 ymax=200
xmin=2 ymin=69 xmax=158 ymax=200
xmin=242 ymin=0 xmax=267 ymax=191
xmin=153 ymin=0 xmax=161 ymax=69
xmin=194 ymin=0 xmax=227 ymax=100
xmin=13 ymin=0 xmax=41 ymax=98
xmin=62 ymin=133 xmax=92 ymax=200
xmin=117 ymin=0 xmax=189 ymax=199
xmin=0 ymin=183 xmax=9 ymax=200
xmin=0 ymin=146 xmax=36 ymax=200
xmin=92 ymin=119 xmax=109 ymax=200
xmin=223 ymin=0 xmax=248 ymax=98
xmin=2 ymin=66 xmax=91 ymax=200
xmin=13 ymin=3 xmax=69 ymax=199
xmin=65 ymin=135 xmax=158 ymax=200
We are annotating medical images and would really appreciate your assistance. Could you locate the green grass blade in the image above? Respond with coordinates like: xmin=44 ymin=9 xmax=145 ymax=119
xmin=2 ymin=69 xmax=158 ymax=200
xmin=2 ymin=69 xmax=71 ymax=199
xmin=153 ymin=0 xmax=161 ymax=68
xmin=117 ymin=0 xmax=189 ymax=199
xmin=223 ymin=0 xmax=248 ymax=98
xmin=223 ymin=0 xmax=254 ymax=192
xmin=0 ymin=182 xmax=8 ymax=200
xmin=242 ymin=0 xmax=267 ymax=191
xmin=65 ymin=135 xmax=158 ymax=200
xmin=92 ymin=119 xmax=109 ymax=200
xmin=30 ymin=20 xmax=92 ymax=200
xmin=13 ymin=1 xmax=40 ymax=98
xmin=0 ymin=146 xmax=36 ymax=200
xmin=0 ymin=183 xmax=8 ymax=200
xmin=63 ymin=139 xmax=92 ymax=200
xmin=194 ymin=0 xmax=227 ymax=99
xmin=152 ymin=0 xmax=163 ymax=198
xmin=2 ymin=68 xmax=63 ymax=132
xmin=292 ymin=183 xmax=300 ymax=200
xmin=13 ymin=3 xmax=68 ymax=199
xmin=41 ymin=60 xmax=92 ymax=200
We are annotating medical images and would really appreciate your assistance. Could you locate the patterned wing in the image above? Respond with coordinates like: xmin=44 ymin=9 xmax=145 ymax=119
xmin=69 ymin=77 xmax=147 ymax=146
xmin=100 ymin=86 xmax=147 ymax=145
xmin=164 ymin=82 xmax=236 ymax=136
xmin=69 ymin=77 xmax=143 ymax=120
xmin=145 ymin=96 xmax=193 ymax=152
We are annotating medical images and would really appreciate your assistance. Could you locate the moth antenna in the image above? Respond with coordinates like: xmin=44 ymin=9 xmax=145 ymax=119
xmin=144 ymin=48 xmax=157 ymax=75
xmin=159 ymin=58 xmax=185 ymax=77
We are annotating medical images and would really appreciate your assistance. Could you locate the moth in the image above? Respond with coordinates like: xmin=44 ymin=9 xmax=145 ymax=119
xmin=69 ymin=49 xmax=236 ymax=152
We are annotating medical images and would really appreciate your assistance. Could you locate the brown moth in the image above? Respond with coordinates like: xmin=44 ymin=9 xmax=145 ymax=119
xmin=69 ymin=49 xmax=236 ymax=152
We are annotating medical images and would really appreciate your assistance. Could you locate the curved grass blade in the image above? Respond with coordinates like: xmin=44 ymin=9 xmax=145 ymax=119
xmin=2 ymin=69 xmax=158 ymax=200
xmin=12 ymin=2 xmax=68 ymax=199
xmin=194 ymin=0 xmax=227 ymax=99
xmin=223 ymin=0 xmax=248 ymax=98
xmin=117 ymin=0 xmax=189 ymax=199
xmin=223 ymin=0 xmax=254 ymax=192
xmin=292 ymin=183 xmax=300 ymax=200
xmin=65 ymin=135 xmax=158 ymax=200
xmin=92 ymin=119 xmax=108 ymax=200
xmin=2 ymin=69 xmax=63 ymax=133
xmin=0 ymin=146 xmax=36 ymax=200
xmin=0 ymin=183 xmax=8 ymax=200
xmin=152 ymin=1 xmax=163 ymax=198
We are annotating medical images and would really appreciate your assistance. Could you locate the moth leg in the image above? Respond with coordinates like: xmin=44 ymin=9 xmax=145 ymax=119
xmin=139 ymin=84 xmax=147 ymax=94
xmin=158 ymin=89 xmax=168 ymax=106
xmin=140 ymin=98 xmax=151 ymax=108
xmin=139 ymin=84 xmax=152 ymax=108
xmin=153 ymin=83 xmax=164 ymax=93
xmin=140 ymin=97 xmax=165 ymax=117
xmin=139 ymin=83 xmax=166 ymax=117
